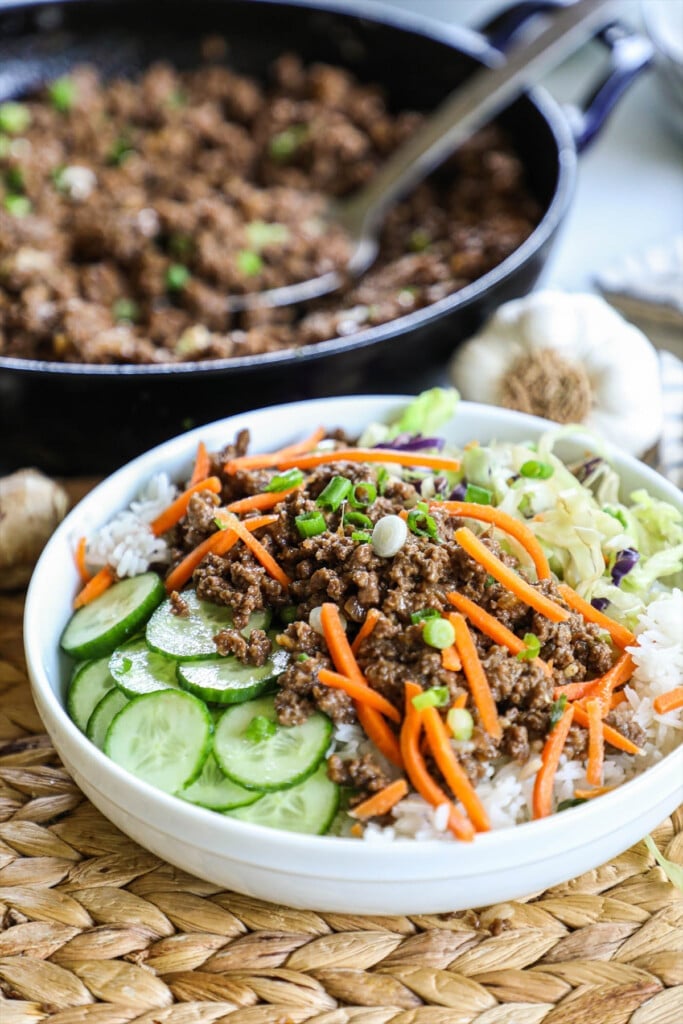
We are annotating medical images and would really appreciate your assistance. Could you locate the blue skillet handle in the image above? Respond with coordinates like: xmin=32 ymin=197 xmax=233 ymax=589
xmin=477 ymin=1 xmax=653 ymax=151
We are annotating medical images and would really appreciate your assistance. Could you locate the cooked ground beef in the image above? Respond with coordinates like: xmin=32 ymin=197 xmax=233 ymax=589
xmin=214 ymin=627 xmax=272 ymax=666
xmin=327 ymin=753 xmax=391 ymax=805
xmin=0 ymin=55 xmax=540 ymax=365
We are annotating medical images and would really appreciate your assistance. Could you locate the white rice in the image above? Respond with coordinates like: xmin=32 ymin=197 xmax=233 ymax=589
xmin=85 ymin=472 xmax=177 ymax=577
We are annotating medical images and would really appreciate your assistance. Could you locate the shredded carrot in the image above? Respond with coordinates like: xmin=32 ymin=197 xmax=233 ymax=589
xmin=73 ymin=566 xmax=115 ymax=609
xmin=454 ymin=527 xmax=569 ymax=623
xmin=273 ymin=447 xmax=461 ymax=474
xmin=224 ymin=427 xmax=326 ymax=474
xmin=608 ymin=690 xmax=627 ymax=710
xmin=586 ymin=698 xmax=604 ymax=787
xmin=401 ymin=683 xmax=475 ymax=841
xmin=532 ymin=703 xmax=575 ymax=819
xmin=226 ymin=486 xmax=301 ymax=514
xmin=74 ymin=536 xmax=91 ymax=585
xmin=449 ymin=612 xmax=502 ymax=740
xmin=556 ymin=584 xmax=636 ymax=649
xmin=447 ymin=591 xmax=551 ymax=676
xmin=574 ymin=785 xmax=616 ymax=800
xmin=350 ymin=778 xmax=409 ymax=820
xmin=452 ymin=692 xmax=468 ymax=710
xmin=653 ymin=687 xmax=683 ymax=715
xmin=350 ymin=822 xmax=364 ymax=838
xmin=189 ymin=441 xmax=211 ymax=486
xmin=436 ymin=501 xmax=550 ymax=580
xmin=357 ymin=703 xmax=403 ymax=768
xmin=420 ymin=702 xmax=490 ymax=832
xmin=441 ymin=645 xmax=462 ymax=672
xmin=317 ymin=668 xmax=401 ymax=723
xmin=215 ymin=511 xmax=290 ymax=590
xmin=554 ymin=651 xmax=635 ymax=704
xmin=151 ymin=476 xmax=222 ymax=537
xmin=351 ymin=608 xmax=381 ymax=655
xmin=164 ymin=515 xmax=278 ymax=594
xmin=571 ymin=703 xmax=642 ymax=755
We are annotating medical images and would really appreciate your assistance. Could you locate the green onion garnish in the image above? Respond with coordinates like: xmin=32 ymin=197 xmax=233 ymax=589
xmin=0 ymin=102 xmax=31 ymax=135
xmin=410 ymin=608 xmax=441 ymax=625
xmin=265 ymin=468 xmax=304 ymax=493
xmin=280 ymin=605 xmax=298 ymax=624
xmin=351 ymin=531 xmax=372 ymax=543
xmin=48 ymin=76 xmax=77 ymax=113
xmin=245 ymin=715 xmax=277 ymax=742
xmin=268 ymin=123 xmax=308 ymax=162
xmin=549 ymin=693 xmax=568 ymax=729
xmin=237 ymin=249 xmax=263 ymax=276
xmin=166 ymin=264 xmax=190 ymax=292
xmin=423 ymin=617 xmax=456 ymax=650
xmin=484 ymin=575 xmax=496 ymax=588
xmin=604 ymin=506 xmax=628 ymax=529
xmin=520 ymin=460 xmax=554 ymax=480
xmin=409 ymin=228 xmax=431 ymax=252
xmin=169 ymin=233 xmax=193 ymax=258
xmin=447 ymin=706 xmax=473 ymax=741
xmin=464 ymin=483 xmax=493 ymax=505
xmin=295 ymin=510 xmax=326 ymax=538
xmin=120 ymin=657 xmax=133 ymax=674
xmin=376 ymin=467 xmax=389 ymax=496
xmin=3 ymin=194 xmax=31 ymax=217
xmin=246 ymin=220 xmax=290 ymax=250
xmin=108 ymin=136 xmax=134 ymax=165
xmin=5 ymin=166 xmax=24 ymax=192
xmin=557 ymin=797 xmax=587 ymax=812
xmin=517 ymin=633 xmax=541 ymax=661
xmin=412 ymin=686 xmax=450 ymax=710
xmin=316 ymin=475 xmax=352 ymax=511
xmin=348 ymin=482 xmax=377 ymax=509
xmin=296 ymin=653 xmax=309 ymax=662
xmin=344 ymin=511 xmax=372 ymax=530
xmin=112 ymin=298 xmax=140 ymax=323
xmin=407 ymin=507 xmax=439 ymax=540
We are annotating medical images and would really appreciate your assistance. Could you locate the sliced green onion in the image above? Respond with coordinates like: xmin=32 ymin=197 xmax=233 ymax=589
xmin=484 ymin=575 xmax=496 ymax=588
xmin=549 ymin=693 xmax=568 ymax=729
xmin=5 ymin=166 xmax=24 ymax=192
xmin=0 ymin=102 xmax=31 ymax=135
xmin=423 ymin=617 xmax=456 ymax=650
xmin=237 ymin=250 xmax=263 ymax=276
xmin=351 ymin=531 xmax=372 ymax=543
xmin=557 ymin=797 xmax=587 ymax=812
xmin=376 ymin=467 xmax=389 ymax=496
xmin=517 ymin=633 xmax=541 ymax=662
xmin=409 ymin=228 xmax=431 ymax=252
xmin=316 ymin=475 xmax=352 ymax=511
xmin=268 ymin=123 xmax=308 ymax=162
xmin=48 ymin=76 xmax=77 ymax=113
xmin=464 ymin=483 xmax=493 ymax=505
xmin=344 ymin=511 xmax=372 ymax=530
xmin=447 ymin=706 xmax=474 ymax=741
xmin=169 ymin=233 xmax=193 ymax=258
xmin=166 ymin=264 xmax=190 ymax=291
xmin=410 ymin=608 xmax=441 ymax=625
xmin=265 ymin=468 xmax=304 ymax=493
xmin=520 ymin=460 xmax=554 ymax=480
xmin=295 ymin=510 xmax=326 ymax=538
xmin=245 ymin=715 xmax=277 ymax=742
xmin=280 ymin=605 xmax=298 ymax=624
xmin=112 ymin=298 xmax=140 ymax=324
xmin=3 ymin=194 xmax=31 ymax=217
xmin=348 ymin=481 xmax=377 ymax=509
xmin=411 ymin=686 xmax=450 ymax=710
xmin=407 ymin=508 xmax=439 ymax=540
xmin=246 ymin=220 xmax=290 ymax=249
xmin=120 ymin=657 xmax=133 ymax=674
xmin=604 ymin=506 xmax=628 ymax=529
xmin=108 ymin=136 xmax=134 ymax=165
xmin=296 ymin=653 xmax=310 ymax=662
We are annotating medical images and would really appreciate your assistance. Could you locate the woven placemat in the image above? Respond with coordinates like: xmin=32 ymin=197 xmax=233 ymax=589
xmin=1 ymin=483 xmax=682 ymax=1022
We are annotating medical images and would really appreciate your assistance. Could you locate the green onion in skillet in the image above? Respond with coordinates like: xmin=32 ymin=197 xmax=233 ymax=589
xmin=423 ymin=617 xmax=456 ymax=650
xmin=0 ymin=102 xmax=31 ymax=135
xmin=412 ymin=686 xmax=450 ymax=710
xmin=266 ymin=469 xmax=304 ymax=493
xmin=316 ymin=476 xmax=352 ymax=511
xmin=295 ymin=510 xmax=326 ymax=538
xmin=464 ymin=483 xmax=493 ymax=505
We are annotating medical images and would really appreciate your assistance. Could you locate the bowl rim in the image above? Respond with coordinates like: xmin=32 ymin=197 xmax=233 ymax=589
xmin=24 ymin=395 xmax=683 ymax=873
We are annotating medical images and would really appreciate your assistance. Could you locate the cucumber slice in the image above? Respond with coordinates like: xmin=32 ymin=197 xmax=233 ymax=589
xmin=86 ymin=688 xmax=129 ymax=749
xmin=109 ymin=638 xmax=179 ymax=697
xmin=179 ymin=752 xmax=262 ymax=811
xmin=213 ymin=694 xmax=332 ymax=791
xmin=177 ymin=642 xmax=288 ymax=705
xmin=67 ymin=657 xmax=116 ymax=732
xmin=229 ymin=764 xmax=339 ymax=834
xmin=61 ymin=572 xmax=165 ymax=660
xmin=146 ymin=589 xmax=270 ymax=661
xmin=104 ymin=689 xmax=212 ymax=792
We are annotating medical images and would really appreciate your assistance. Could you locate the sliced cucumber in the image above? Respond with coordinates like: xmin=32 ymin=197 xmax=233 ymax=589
xmin=179 ymin=752 xmax=262 ymax=811
xmin=229 ymin=764 xmax=339 ymax=834
xmin=103 ymin=689 xmax=212 ymax=792
xmin=109 ymin=637 xmax=179 ymax=697
xmin=86 ymin=688 xmax=129 ymax=749
xmin=67 ymin=657 xmax=116 ymax=732
xmin=146 ymin=589 xmax=270 ymax=661
xmin=177 ymin=642 xmax=288 ymax=705
xmin=213 ymin=694 xmax=332 ymax=792
xmin=61 ymin=572 xmax=165 ymax=660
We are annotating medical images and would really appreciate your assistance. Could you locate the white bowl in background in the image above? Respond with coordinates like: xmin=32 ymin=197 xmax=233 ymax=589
xmin=24 ymin=397 xmax=683 ymax=913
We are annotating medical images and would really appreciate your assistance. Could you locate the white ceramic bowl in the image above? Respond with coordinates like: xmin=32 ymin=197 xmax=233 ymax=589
xmin=25 ymin=397 xmax=683 ymax=914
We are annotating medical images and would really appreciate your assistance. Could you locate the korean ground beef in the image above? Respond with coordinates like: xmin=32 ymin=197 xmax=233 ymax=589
xmin=0 ymin=53 xmax=540 ymax=365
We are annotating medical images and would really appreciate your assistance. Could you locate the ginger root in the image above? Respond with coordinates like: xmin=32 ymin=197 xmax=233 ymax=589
xmin=0 ymin=469 xmax=69 ymax=590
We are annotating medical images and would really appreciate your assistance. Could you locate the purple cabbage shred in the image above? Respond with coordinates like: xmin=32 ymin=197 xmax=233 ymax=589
xmin=374 ymin=433 xmax=445 ymax=452
xmin=611 ymin=548 xmax=640 ymax=587
xmin=591 ymin=597 xmax=610 ymax=612
xmin=449 ymin=481 xmax=467 ymax=501
xmin=575 ymin=457 xmax=603 ymax=483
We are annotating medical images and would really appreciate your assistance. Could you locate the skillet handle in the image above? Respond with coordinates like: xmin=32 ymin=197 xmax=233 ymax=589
xmin=478 ymin=1 xmax=653 ymax=151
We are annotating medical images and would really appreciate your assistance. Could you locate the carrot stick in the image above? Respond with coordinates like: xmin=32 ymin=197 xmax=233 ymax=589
xmin=586 ymin=698 xmax=604 ymax=787
xmin=556 ymin=584 xmax=636 ymax=649
xmin=273 ymin=448 xmax=461 ymax=474
xmin=454 ymin=527 xmax=569 ymax=623
xmin=226 ymin=486 xmax=301 ymax=514
xmin=164 ymin=515 xmax=278 ymax=594
xmin=351 ymin=608 xmax=381 ymax=655
xmin=452 ymin=692 xmax=468 ymax=710
xmin=609 ymin=690 xmax=627 ymax=710
xmin=447 ymin=591 xmax=551 ymax=676
xmin=214 ymin=511 xmax=290 ymax=590
xmin=571 ymin=703 xmax=642 ymax=755
xmin=73 ymin=566 xmax=115 ymax=609
xmin=532 ymin=703 xmax=575 ymax=819
xmin=653 ymin=687 xmax=683 ymax=715
xmin=189 ymin=441 xmax=210 ymax=486
xmin=441 ymin=645 xmax=462 ymax=672
xmin=420 ymin=703 xmax=490 ymax=832
xmin=401 ymin=683 xmax=475 ymax=841
xmin=449 ymin=613 xmax=501 ymax=740
xmin=151 ymin=477 xmax=222 ymax=537
xmin=357 ymin=703 xmax=404 ymax=769
xmin=350 ymin=778 xmax=408 ymax=820
xmin=574 ymin=785 xmax=616 ymax=800
xmin=74 ymin=536 xmax=91 ymax=584
xmin=224 ymin=427 xmax=326 ymax=474
xmin=317 ymin=668 xmax=401 ymax=723
xmin=436 ymin=501 xmax=551 ymax=580
xmin=553 ymin=651 xmax=635 ymax=704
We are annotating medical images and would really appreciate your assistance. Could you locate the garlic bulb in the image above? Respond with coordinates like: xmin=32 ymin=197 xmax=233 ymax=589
xmin=449 ymin=291 xmax=663 ymax=457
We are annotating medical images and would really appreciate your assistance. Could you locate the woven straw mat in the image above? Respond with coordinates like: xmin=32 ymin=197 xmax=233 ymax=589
xmin=1 ymin=481 xmax=682 ymax=1023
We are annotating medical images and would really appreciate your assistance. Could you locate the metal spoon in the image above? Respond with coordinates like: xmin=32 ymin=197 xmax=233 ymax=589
xmin=227 ymin=0 xmax=615 ymax=311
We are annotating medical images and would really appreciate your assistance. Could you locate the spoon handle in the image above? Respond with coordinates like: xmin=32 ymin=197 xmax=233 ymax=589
xmin=338 ymin=0 xmax=615 ymax=241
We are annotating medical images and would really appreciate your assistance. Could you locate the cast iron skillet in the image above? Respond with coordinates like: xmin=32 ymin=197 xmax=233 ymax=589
xmin=0 ymin=0 xmax=651 ymax=475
